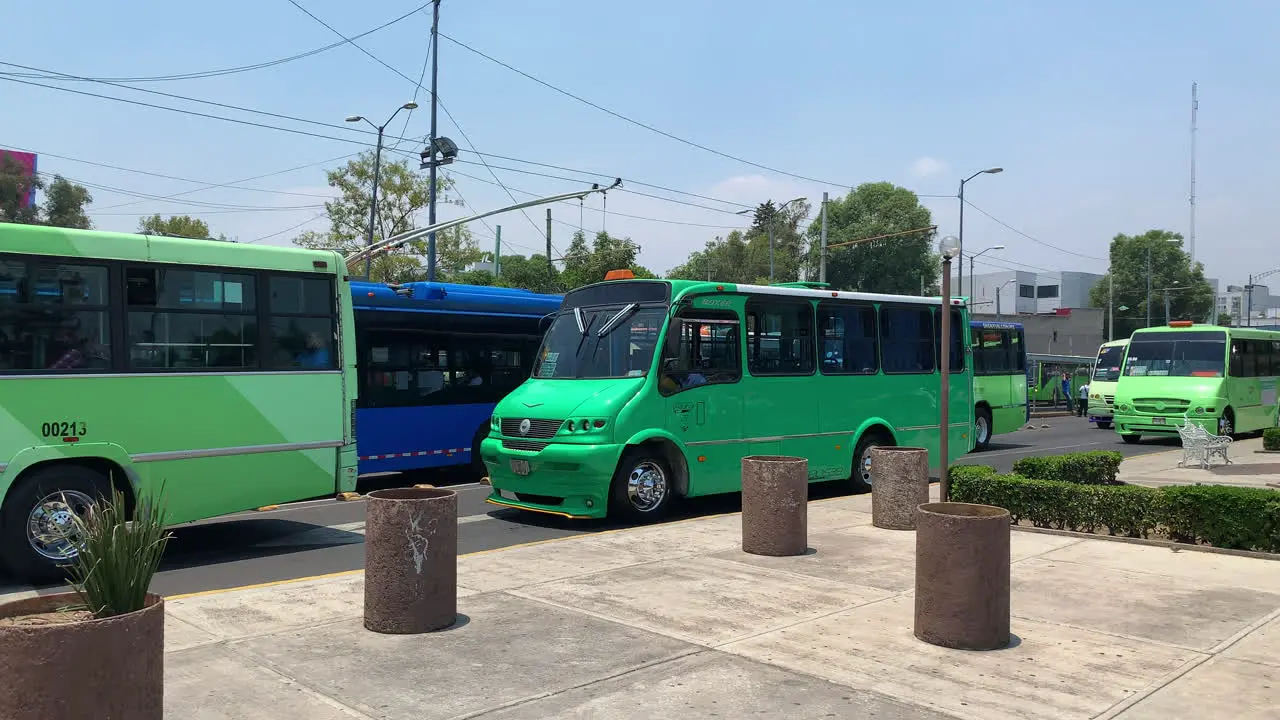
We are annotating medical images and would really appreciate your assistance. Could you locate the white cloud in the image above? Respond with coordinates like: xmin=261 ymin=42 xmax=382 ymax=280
xmin=910 ymin=156 xmax=949 ymax=179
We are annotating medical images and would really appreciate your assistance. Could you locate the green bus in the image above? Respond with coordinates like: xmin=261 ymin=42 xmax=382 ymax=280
xmin=1113 ymin=321 xmax=1280 ymax=442
xmin=0 ymin=222 xmax=358 ymax=582
xmin=1086 ymin=338 xmax=1128 ymax=429
xmin=1027 ymin=353 xmax=1092 ymax=409
xmin=969 ymin=320 xmax=1028 ymax=450
xmin=480 ymin=275 xmax=973 ymax=521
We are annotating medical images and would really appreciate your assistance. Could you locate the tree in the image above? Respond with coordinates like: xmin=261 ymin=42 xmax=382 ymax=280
xmin=433 ymin=224 xmax=485 ymax=280
xmin=41 ymin=176 xmax=93 ymax=229
xmin=803 ymin=183 xmax=937 ymax=294
xmin=666 ymin=197 xmax=811 ymax=285
xmin=1218 ymin=312 xmax=1234 ymax=327
xmin=1087 ymin=230 xmax=1214 ymax=339
xmin=559 ymin=230 xmax=655 ymax=290
xmin=138 ymin=214 xmax=215 ymax=239
xmin=492 ymin=254 xmax=560 ymax=294
xmin=0 ymin=156 xmax=42 ymax=225
xmin=293 ymin=151 xmax=453 ymax=283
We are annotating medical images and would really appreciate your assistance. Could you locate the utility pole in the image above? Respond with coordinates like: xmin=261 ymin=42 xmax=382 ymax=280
xmin=494 ymin=225 xmax=501 ymax=278
xmin=365 ymin=129 xmax=384 ymax=281
xmin=819 ymin=191 xmax=829 ymax=283
xmin=1108 ymin=274 xmax=1114 ymax=341
xmin=545 ymin=208 xmax=552 ymax=270
xmin=1165 ymin=292 xmax=1172 ymax=325
xmin=425 ymin=0 xmax=442 ymax=281
xmin=1145 ymin=248 xmax=1152 ymax=328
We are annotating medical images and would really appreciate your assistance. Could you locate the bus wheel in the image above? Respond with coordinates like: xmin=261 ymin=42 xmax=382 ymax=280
xmin=470 ymin=425 xmax=490 ymax=479
xmin=850 ymin=431 xmax=894 ymax=494
xmin=974 ymin=407 xmax=993 ymax=451
xmin=1121 ymin=434 xmax=1142 ymax=444
xmin=1219 ymin=410 xmax=1235 ymax=438
xmin=608 ymin=448 xmax=673 ymax=522
xmin=0 ymin=464 xmax=112 ymax=585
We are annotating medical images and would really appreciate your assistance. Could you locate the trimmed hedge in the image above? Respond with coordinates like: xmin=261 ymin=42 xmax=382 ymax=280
xmin=1264 ymin=427 xmax=1280 ymax=451
xmin=950 ymin=471 xmax=1280 ymax=553
xmin=1011 ymin=451 xmax=1124 ymax=485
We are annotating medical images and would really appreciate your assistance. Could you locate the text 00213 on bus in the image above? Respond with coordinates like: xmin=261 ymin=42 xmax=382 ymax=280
xmin=1086 ymin=338 xmax=1129 ymax=429
xmin=969 ymin=320 xmax=1028 ymax=450
xmin=352 ymin=280 xmax=561 ymax=476
xmin=1112 ymin=320 xmax=1280 ymax=443
xmin=0 ymin=222 xmax=357 ymax=583
xmin=480 ymin=272 xmax=974 ymax=521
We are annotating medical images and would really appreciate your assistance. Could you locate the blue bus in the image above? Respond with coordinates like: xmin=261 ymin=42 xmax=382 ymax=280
xmin=352 ymin=281 xmax=562 ymax=476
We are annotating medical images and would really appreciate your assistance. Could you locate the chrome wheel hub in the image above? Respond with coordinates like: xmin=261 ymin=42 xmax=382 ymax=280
xmin=977 ymin=417 xmax=990 ymax=444
xmin=860 ymin=449 xmax=876 ymax=486
xmin=626 ymin=461 xmax=668 ymax=512
xmin=27 ymin=490 xmax=95 ymax=561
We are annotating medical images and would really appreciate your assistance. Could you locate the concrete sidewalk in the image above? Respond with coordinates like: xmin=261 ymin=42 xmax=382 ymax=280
xmin=162 ymin=491 xmax=1280 ymax=720
xmin=1119 ymin=436 xmax=1280 ymax=489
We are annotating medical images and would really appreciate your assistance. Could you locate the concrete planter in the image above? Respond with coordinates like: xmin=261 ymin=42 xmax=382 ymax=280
xmin=870 ymin=447 xmax=930 ymax=530
xmin=914 ymin=502 xmax=1011 ymax=651
xmin=364 ymin=487 xmax=459 ymax=634
xmin=741 ymin=455 xmax=808 ymax=557
xmin=0 ymin=592 xmax=164 ymax=720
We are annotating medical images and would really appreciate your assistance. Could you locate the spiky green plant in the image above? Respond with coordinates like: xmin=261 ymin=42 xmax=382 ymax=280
xmin=61 ymin=488 xmax=170 ymax=618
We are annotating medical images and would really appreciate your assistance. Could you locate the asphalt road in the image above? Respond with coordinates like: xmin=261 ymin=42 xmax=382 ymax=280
xmin=1 ymin=413 xmax=1181 ymax=599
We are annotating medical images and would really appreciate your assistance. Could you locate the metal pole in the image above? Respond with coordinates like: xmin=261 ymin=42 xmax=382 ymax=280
xmin=1145 ymin=248 xmax=1152 ymax=328
xmin=365 ymin=126 xmax=384 ymax=281
xmin=957 ymin=180 xmax=965 ymax=298
xmin=1165 ymin=291 xmax=1171 ymax=325
xmin=425 ymin=0 xmax=441 ymax=282
xmin=995 ymin=287 xmax=1001 ymax=319
xmin=768 ymin=223 xmax=775 ymax=284
xmin=1108 ymin=274 xmax=1114 ymax=341
xmin=968 ymin=256 xmax=974 ymax=300
xmin=819 ymin=191 xmax=828 ymax=283
xmin=939 ymin=258 xmax=952 ymax=502
xmin=494 ymin=225 xmax=501 ymax=278
xmin=1247 ymin=275 xmax=1253 ymax=327
xmin=545 ymin=208 xmax=552 ymax=269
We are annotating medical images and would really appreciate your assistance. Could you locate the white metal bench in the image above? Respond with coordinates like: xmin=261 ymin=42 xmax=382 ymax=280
xmin=1176 ymin=415 xmax=1232 ymax=469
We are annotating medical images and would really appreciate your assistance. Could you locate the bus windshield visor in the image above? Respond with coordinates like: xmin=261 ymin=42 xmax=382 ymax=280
xmin=532 ymin=306 xmax=667 ymax=379
xmin=1093 ymin=345 xmax=1125 ymax=381
xmin=1124 ymin=335 xmax=1225 ymax=378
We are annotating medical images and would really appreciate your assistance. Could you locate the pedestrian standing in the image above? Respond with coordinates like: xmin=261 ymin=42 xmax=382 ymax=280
xmin=1061 ymin=372 xmax=1073 ymax=413
xmin=1077 ymin=381 xmax=1089 ymax=417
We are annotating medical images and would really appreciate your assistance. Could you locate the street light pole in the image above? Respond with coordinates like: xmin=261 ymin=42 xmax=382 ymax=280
xmin=937 ymin=235 xmax=961 ymax=502
xmin=957 ymin=167 xmax=1003 ymax=298
xmin=346 ymin=102 xmax=419 ymax=281
xmin=426 ymin=0 xmax=442 ymax=282
xmin=968 ymin=245 xmax=1006 ymax=301
xmin=1146 ymin=248 xmax=1152 ymax=328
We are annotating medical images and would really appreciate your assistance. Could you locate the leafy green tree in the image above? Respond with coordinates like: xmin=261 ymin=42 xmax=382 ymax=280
xmin=293 ymin=151 xmax=453 ymax=282
xmin=433 ymin=224 xmax=485 ymax=280
xmin=493 ymin=254 xmax=561 ymax=294
xmin=41 ymin=176 xmax=93 ymax=229
xmin=1087 ymin=230 xmax=1213 ymax=338
xmin=138 ymin=214 xmax=216 ymax=239
xmin=1218 ymin=312 xmax=1234 ymax=327
xmin=0 ymin=156 xmax=43 ymax=224
xmin=803 ymin=183 xmax=936 ymax=294
xmin=559 ymin=230 xmax=655 ymax=290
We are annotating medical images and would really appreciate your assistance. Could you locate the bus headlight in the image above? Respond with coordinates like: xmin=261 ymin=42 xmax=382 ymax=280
xmin=1195 ymin=407 xmax=1205 ymax=414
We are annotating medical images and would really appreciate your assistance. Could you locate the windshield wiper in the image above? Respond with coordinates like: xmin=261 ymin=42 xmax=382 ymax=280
xmin=573 ymin=307 xmax=587 ymax=336
xmin=596 ymin=303 xmax=638 ymax=338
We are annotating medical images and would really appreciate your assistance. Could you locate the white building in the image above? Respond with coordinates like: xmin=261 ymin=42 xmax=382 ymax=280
xmin=1218 ymin=283 xmax=1280 ymax=325
xmin=967 ymin=270 xmax=1105 ymax=316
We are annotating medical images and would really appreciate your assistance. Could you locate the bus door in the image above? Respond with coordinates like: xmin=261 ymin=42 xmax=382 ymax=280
xmin=657 ymin=309 xmax=743 ymax=495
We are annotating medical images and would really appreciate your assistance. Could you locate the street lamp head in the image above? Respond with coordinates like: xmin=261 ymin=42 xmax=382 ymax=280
xmin=938 ymin=235 xmax=961 ymax=260
xmin=983 ymin=167 xmax=1004 ymax=175
xmin=344 ymin=115 xmax=363 ymax=123
xmin=787 ymin=196 xmax=807 ymax=205
xmin=402 ymin=102 xmax=419 ymax=110
xmin=990 ymin=244 xmax=1006 ymax=251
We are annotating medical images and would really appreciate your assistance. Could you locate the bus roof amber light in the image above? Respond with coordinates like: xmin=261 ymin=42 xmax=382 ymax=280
xmin=604 ymin=269 xmax=635 ymax=280
xmin=1169 ymin=320 xmax=1194 ymax=328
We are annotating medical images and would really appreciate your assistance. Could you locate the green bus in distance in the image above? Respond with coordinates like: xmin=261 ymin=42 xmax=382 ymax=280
xmin=0 ymin=222 xmax=358 ymax=582
xmin=481 ymin=274 xmax=973 ymax=521
xmin=1086 ymin=338 xmax=1129 ymax=429
xmin=969 ymin=320 xmax=1028 ymax=450
xmin=1112 ymin=321 xmax=1280 ymax=443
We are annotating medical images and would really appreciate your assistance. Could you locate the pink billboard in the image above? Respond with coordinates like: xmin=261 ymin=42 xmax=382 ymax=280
xmin=0 ymin=149 xmax=38 ymax=207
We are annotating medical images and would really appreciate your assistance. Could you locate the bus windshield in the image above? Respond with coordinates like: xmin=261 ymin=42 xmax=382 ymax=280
xmin=1124 ymin=332 xmax=1226 ymax=378
xmin=1093 ymin=345 xmax=1125 ymax=381
xmin=532 ymin=305 xmax=666 ymax=379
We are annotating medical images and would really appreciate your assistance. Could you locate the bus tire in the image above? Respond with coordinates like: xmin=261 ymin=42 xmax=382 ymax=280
xmin=850 ymin=430 xmax=894 ymax=494
xmin=1096 ymin=421 xmax=1113 ymax=430
xmin=470 ymin=424 xmax=490 ymax=479
xmin=1121 ymin=434 xmax=1142 ymax=445
xmin=0 ymin=464 xmax=112 ymax=586
xmin=1219 ymin=409 xmax=1235 ymax=438
xmin=608 ymin=448 xmax=673 ymax=523
xmin=974 ymin=406 xmax=994 ymax=451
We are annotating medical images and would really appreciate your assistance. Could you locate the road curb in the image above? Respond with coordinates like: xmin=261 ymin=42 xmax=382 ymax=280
xmin=1011 ymin=524 xmax=1280 ymax=561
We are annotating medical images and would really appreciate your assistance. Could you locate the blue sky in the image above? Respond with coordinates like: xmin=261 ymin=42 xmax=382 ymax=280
xmin=3 ymin=0 xmax=1278 ymax=287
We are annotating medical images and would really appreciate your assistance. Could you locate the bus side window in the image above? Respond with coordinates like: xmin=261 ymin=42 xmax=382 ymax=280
xmin=744 ymin=300 xmax=814 ymax=376
xmin=881 ymin=305 xmax=933 ymax=374
xmin=818 ymin=302 xmax=877 ymax=375
xmin=659 ymin=310 xmax=740 ymax=395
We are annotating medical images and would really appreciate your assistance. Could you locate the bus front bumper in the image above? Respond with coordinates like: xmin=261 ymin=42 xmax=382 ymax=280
xmin=1086 ymin=402 xmax=1113 ymax=423
xmin=1113 ymin=413 xmax=1214 ymax=436
xmin=480 ymin=437 xmax=623 ymax=520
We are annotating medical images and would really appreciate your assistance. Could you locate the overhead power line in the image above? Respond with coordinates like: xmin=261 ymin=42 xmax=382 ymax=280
xmin=963 ymin=200 xmax=1104 ymax=262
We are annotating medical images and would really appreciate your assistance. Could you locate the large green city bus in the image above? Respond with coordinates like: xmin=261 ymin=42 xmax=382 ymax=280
xmin=1086 ymin=338 xmax=1128 ymax=429
xmin=481 ymin=274 xmax=973 ymax=521
xmin=969 ymin=320 xmax=1028 ymax=450
xmin=1112 ymin=321 xmax=1280 ymax=443
xmin=0 ymin=222 xmax=358 ymax=582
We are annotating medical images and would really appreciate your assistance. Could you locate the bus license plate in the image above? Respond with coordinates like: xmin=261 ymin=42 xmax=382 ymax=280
xmin=1152 ymin=417 xmax=1166 ymax=425
xmin=510 ymin=459 xmax=531 ymax=476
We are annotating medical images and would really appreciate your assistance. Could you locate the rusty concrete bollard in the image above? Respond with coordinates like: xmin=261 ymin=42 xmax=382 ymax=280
xmin=741 ymin=455 xmax=808 ymax=556
xmin=364 ymin=487 xmax=458 ymax=634
xmin=914 ymin=502 xmax=1011 ymax=650
xmin=871 ymin=447 xmax=930 ymax=530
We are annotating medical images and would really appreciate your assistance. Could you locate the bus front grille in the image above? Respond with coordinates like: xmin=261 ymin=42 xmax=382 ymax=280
xmin=1133 ymin=398 xmax=1190 ymax=415
xmin=1103 ymin=395 xmax=1114 ymax=406
xmin=503 ymin=439 xmax=550 ymax=452
xmin=500 ymin=418 xmax=564 ymax=439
